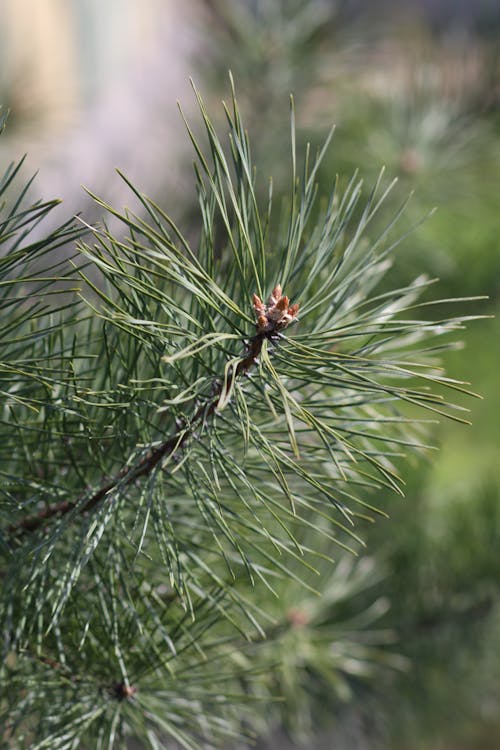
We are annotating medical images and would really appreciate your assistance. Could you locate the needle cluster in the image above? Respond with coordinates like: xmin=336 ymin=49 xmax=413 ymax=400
xmin=0 ymin=87 xmax=481 ymax=749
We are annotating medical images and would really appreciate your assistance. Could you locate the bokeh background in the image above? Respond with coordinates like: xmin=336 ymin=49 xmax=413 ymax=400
xmin=1 ymin=1 xmax=499 ymax=748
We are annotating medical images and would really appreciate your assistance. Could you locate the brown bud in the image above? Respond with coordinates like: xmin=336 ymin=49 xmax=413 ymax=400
xmin=275 ymin=295 xmax=289 ymax=311
xmin=257 ymin=314 xmax=269 ymax=331
xmin=268 ymin=306 xmax=286 ymax=322
xmin=253 ymin=293 xmax=265 ymax=313
xmin=114 ymin=682 xmax=138 ymax=700
xmin=270 ymin=284 xmax=282 ymax=302
xmin=253 ymin=285 xmax=299 ymax=332
xmin=287 ymin=608 xmax=310 ymax=628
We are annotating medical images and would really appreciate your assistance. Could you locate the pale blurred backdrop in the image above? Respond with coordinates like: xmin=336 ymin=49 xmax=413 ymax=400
xmin=0 ymin=0 xmax=199 ymax=217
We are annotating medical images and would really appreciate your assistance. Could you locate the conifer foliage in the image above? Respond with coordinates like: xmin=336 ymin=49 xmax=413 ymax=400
xmin=0 ymin=86 xmax=479 ymax=748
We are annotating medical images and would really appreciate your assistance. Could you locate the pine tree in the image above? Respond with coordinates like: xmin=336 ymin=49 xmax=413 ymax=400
xmin=0 ymin=84 xmax=481 ymax=749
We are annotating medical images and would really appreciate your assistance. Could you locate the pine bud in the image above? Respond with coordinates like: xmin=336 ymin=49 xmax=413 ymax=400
xmin=252 ymin=293 xmax=266 ymax=315
xmin=269 ymin=284 xmax=282 ymax=304
xmin=276 ymin=295 xmax=289 ymax=311
xmin=253 ymin=286 xmax=299 ymax=333
xmin=257 ymin=314 xmax=269 ymax=332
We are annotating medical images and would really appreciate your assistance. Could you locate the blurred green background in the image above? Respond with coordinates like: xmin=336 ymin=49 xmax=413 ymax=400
xmin=1 ymin=1 xmax=499 ymax=747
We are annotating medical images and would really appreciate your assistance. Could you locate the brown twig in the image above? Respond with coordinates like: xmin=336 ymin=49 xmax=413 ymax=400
xmin=8 ymin=282 xmax=300 ymax=541
xmin=8 ymin=331 xmax=267 ymax=540
xmin=22 ymin=650 xmax=81 ymax=685
xmin=23 ymin=650 xmax=138 ymax=701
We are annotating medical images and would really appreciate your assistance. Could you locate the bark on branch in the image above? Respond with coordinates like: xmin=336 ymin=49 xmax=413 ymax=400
xmin=8 ymin=331 xmax=267 ymax=539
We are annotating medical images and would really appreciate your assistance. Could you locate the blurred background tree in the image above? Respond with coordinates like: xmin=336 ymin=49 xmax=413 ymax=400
xmin=1 ymin=1 xmax=499 ymax=748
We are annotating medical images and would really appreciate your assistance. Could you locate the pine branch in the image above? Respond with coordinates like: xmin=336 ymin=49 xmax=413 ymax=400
xmin=7 ymin=324 xmax=271 ymax=538
xmin=0 ymin=83 xmax=483 ymax=750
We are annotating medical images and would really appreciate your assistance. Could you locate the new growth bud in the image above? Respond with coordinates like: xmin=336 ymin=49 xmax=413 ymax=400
xmin=252 ymin=293 xmax=266 ymax=316
xmin=253 ymin=284 xmax=299 ymax=333
xmin=270 ymin=284 xmax=282 ymax=304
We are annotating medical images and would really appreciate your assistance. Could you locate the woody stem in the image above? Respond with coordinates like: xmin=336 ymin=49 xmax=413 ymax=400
xmin=8 ymin=332 xmax=267 ymax=540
